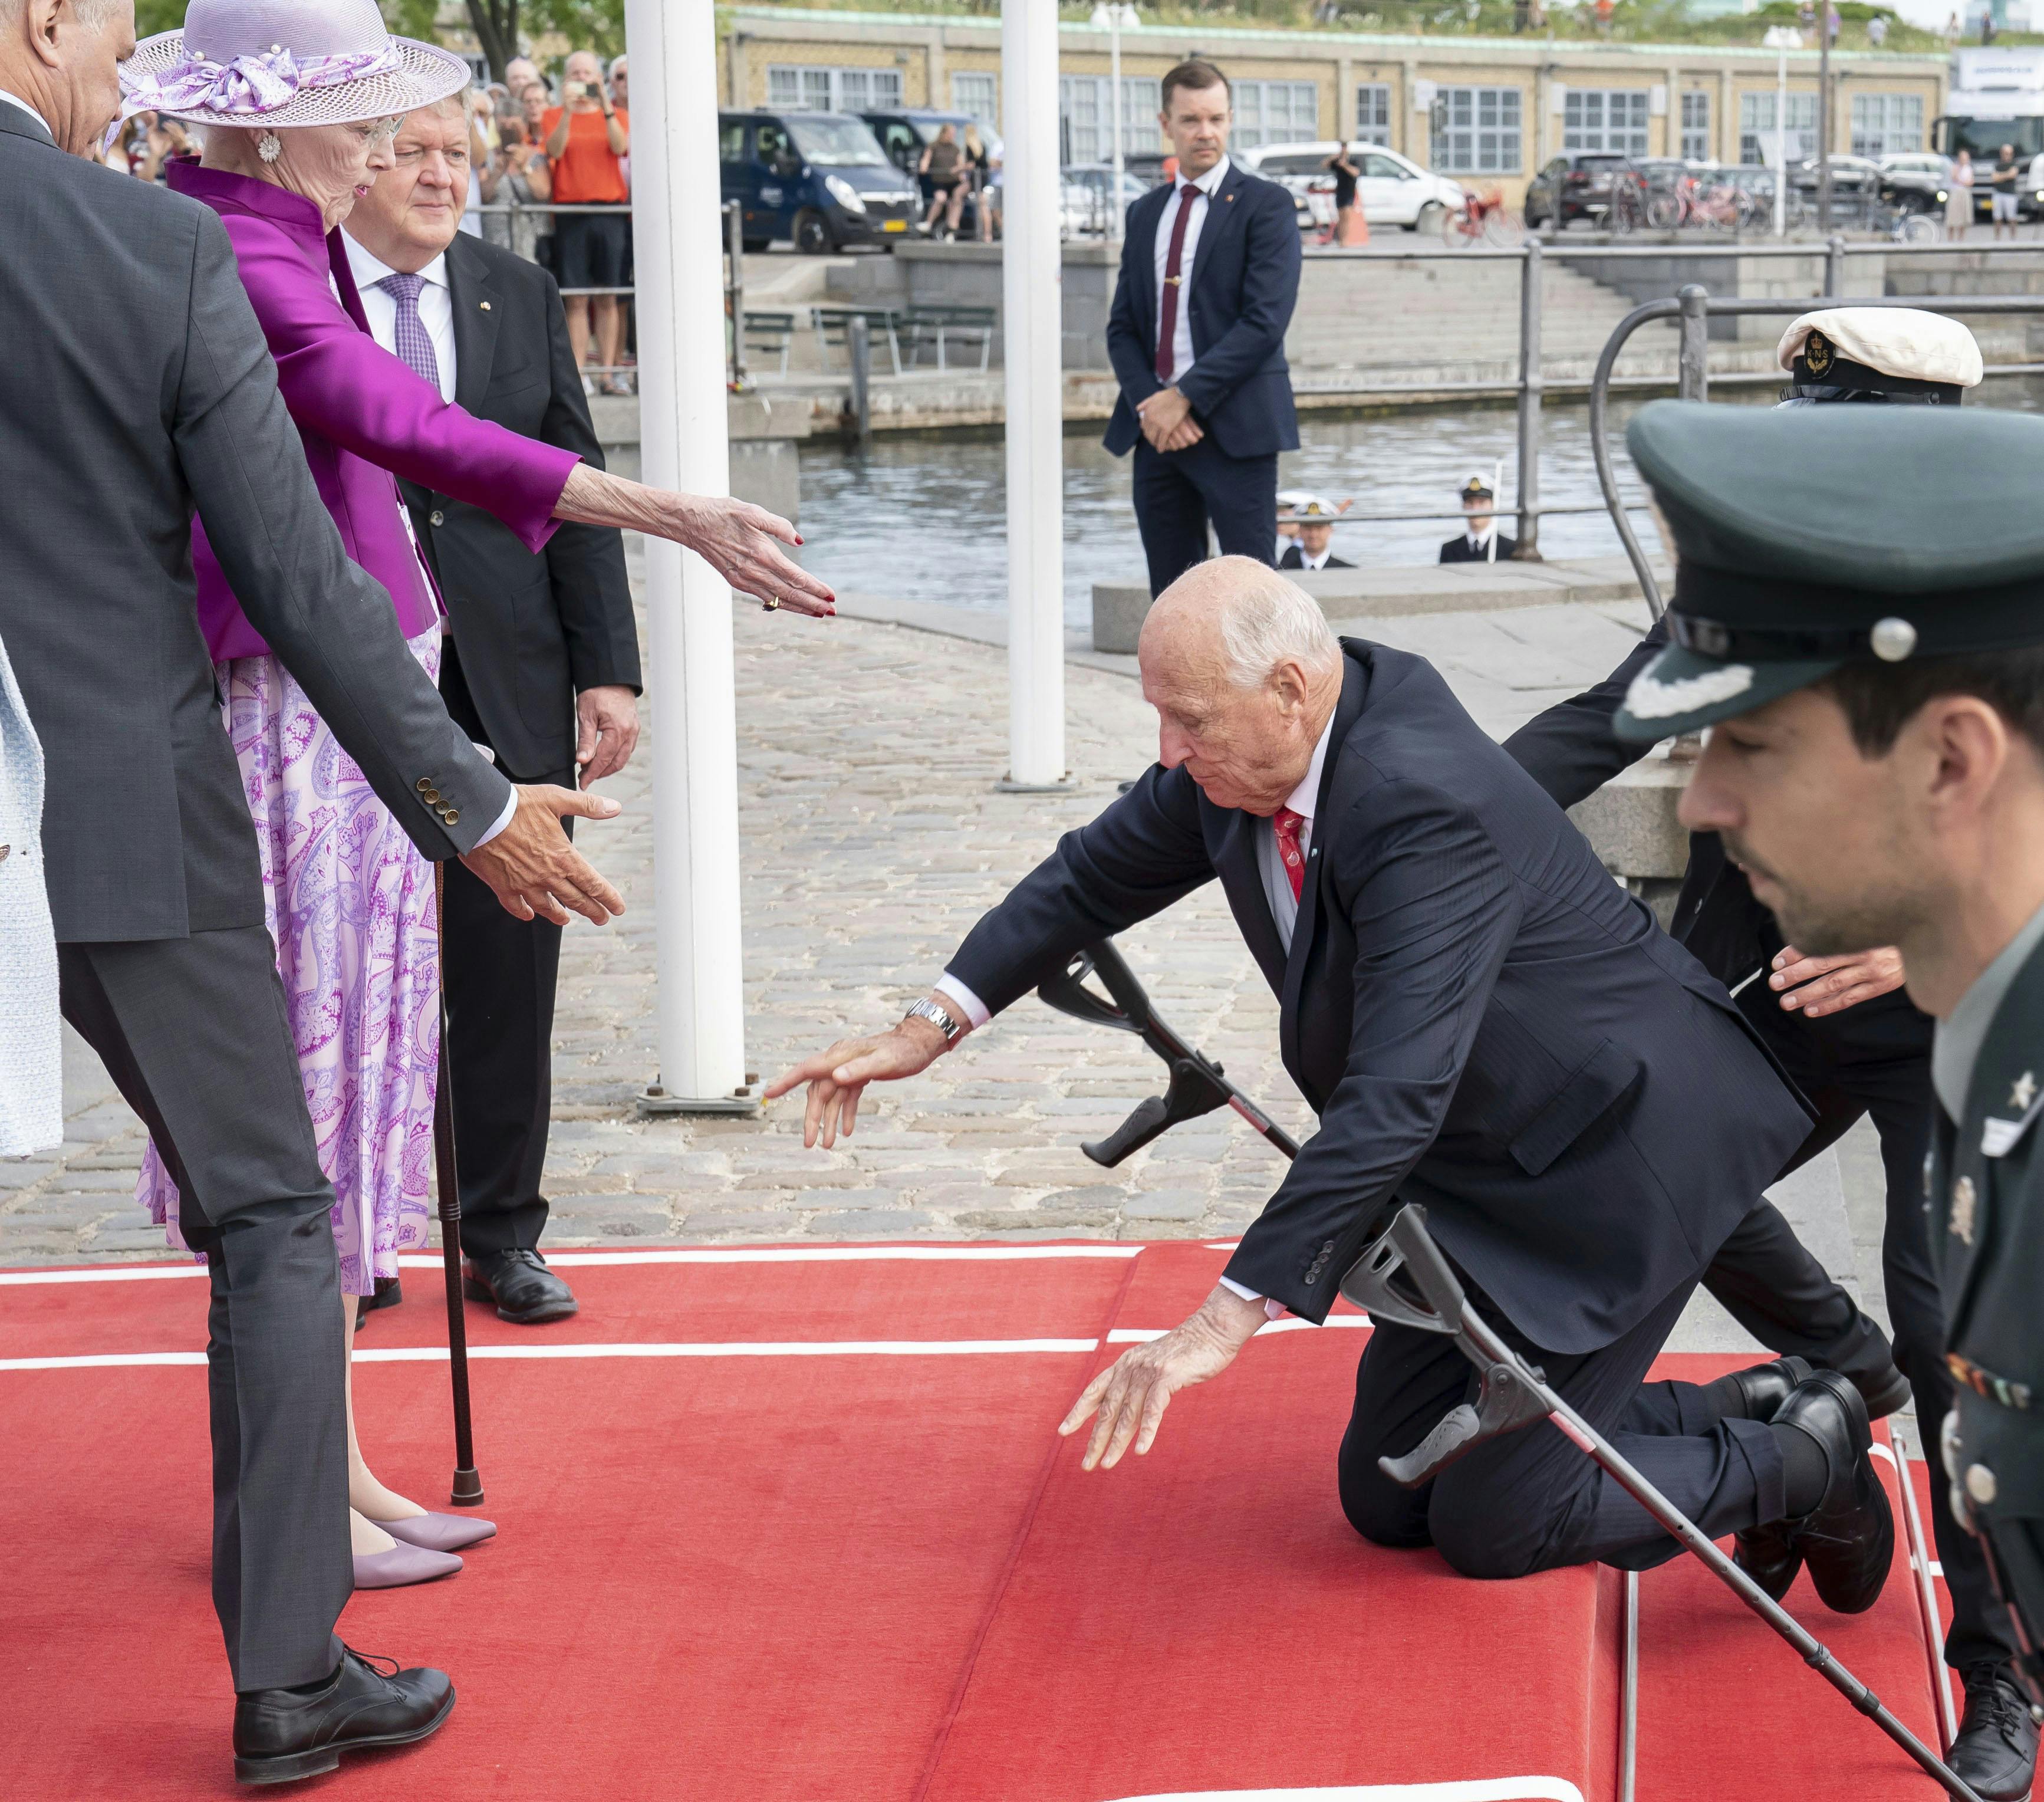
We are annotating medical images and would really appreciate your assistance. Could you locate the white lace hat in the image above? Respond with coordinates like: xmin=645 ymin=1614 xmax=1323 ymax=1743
xmin=119 ymin=0 xmax=470 ymax=131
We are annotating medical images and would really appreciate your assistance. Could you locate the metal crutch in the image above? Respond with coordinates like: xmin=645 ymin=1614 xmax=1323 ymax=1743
xmin=1341 ymin=1203 xmax=1986 ymax=1802
xmin=433 ymin=861 xmax=483 ymax=1507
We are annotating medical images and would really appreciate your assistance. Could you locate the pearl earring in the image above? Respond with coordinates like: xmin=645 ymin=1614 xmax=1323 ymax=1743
xmin=256 ymin=130 xmax=282 ymax=164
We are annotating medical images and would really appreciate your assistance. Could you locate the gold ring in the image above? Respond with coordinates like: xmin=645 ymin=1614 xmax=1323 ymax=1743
xmin=762 ymin=595 xmax=781 ymax=611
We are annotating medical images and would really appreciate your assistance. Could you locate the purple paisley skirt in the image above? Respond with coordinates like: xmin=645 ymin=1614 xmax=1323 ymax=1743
xmin=137 ymin=627 xmax=443 ymax=1295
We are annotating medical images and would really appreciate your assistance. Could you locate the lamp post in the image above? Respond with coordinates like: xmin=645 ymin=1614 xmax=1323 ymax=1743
xmin=1818 ymin=1 xmax=1834 ymax=234
xmin=1763 ymin=25 xmax=1798 ymax=237
xmin=1089 ymin=2 xmax=1140 ymax=243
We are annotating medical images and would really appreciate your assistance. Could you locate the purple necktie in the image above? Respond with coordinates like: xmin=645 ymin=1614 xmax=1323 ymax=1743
xmin=377 ymin=271 xmax=442 ymax=394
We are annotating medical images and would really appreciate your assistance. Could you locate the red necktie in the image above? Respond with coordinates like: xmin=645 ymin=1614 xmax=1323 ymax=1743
xmin=1273 ymin=807 xmax=1306 ymax=903
xmin=1154 ymin=183 xmax=1202 ymax=384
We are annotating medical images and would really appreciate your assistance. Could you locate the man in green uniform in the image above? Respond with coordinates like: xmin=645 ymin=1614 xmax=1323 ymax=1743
xmin=1615 ymin=400 xmax=2044 ymax=1738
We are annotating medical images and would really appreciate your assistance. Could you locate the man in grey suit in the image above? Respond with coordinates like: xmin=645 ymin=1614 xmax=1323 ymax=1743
xmin=0 ymin=0 xmax=621 ymax=1781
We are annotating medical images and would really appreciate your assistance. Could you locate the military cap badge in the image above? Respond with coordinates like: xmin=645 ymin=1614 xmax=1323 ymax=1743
xmin=1802 ymin=329 xmax=1834 ymax=378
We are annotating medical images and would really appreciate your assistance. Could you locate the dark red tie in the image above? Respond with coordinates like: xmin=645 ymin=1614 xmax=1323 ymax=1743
xmin=1273 ymin=807 xmax=1306 ymax=902
xmin=1154 ymin=183 xmax=1202 ymax=384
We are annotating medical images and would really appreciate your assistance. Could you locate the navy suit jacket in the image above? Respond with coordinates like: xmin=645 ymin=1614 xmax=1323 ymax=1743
xmin=1102 ymin=162 xmax=1301 ymax=462
xmin=947 ymin=640 xmax=1813 ymax=1354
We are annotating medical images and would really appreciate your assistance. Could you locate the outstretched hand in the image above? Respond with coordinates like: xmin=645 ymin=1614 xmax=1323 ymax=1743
xmin=764 ymin=1014 xmax=952 ymax=1147
xmin=1058 ymin=1284 xmax=1267 ymax=1471
xmin=459 ymin=784 xmax=624 ymax=926
xmin=1769 ymin=943 xmax=1907 ymax=1018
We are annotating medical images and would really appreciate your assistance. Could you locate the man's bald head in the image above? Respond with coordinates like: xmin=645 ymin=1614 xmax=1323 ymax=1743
xmin=1137 ymin=557 xmax=1344 ymax=814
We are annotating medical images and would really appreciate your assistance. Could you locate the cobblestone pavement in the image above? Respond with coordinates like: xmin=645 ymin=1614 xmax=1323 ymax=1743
xmin=4 ymin=574 xmax=1876 ymax=1353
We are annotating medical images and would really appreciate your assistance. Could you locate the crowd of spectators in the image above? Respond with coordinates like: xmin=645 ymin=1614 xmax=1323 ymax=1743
xmin=110 ymin=48 xmax=637 ymax=395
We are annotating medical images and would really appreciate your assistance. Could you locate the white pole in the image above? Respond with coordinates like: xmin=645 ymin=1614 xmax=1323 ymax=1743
xmin=625 ymin=0 xmax=752 ymax=1112
xmin=1109 ymin=12 xmax=1124 ymax=244
xmin=1001 ymin=0 xmax=1068 ymax=790
xmin=1776 ymin=48 xmax=1788 ymax=236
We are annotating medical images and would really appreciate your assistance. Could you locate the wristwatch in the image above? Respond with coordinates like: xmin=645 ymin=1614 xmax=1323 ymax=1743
xmin=904 ymin=997 xmax=965 ymax=1043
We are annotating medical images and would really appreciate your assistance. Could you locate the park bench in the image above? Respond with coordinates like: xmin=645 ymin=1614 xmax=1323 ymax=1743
xmin=903 ymin=303 xmax=996 ymax=373
xmin=809 ymin=304 xmax=903 ymax=376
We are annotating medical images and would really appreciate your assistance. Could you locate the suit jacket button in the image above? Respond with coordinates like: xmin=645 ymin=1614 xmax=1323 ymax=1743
xmin=417 ymin=777 xmax=435 ymax=792
xmin=441 ymin=808 xmax=459 ymax=826
xmin=422 ymin=788 xmax=440 ymax=805
xmin=1966 ymin=1462 xmax=1999 ymax=1506
xmin=430 ymin=510 xmax=445 ymax=528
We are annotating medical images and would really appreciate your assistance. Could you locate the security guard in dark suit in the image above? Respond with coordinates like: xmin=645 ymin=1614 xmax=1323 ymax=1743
xmin=1439 ymin=473 xmax=1517 ymax=564
xmin=1612 ymin=397 xmax=2044 ymax=1791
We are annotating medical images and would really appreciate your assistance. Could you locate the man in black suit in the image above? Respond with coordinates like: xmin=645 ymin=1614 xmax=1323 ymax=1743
xmin=1439 ymin=472 xmax=1518 ymax=563
xmin=344 ymin=97 xmax=642 ymax=1327
xmin=1104 ymin=61 xmax=1302 ymax=599
xmin=0 ymin=6 xmax=625 ymax=1778
xmin=1276 ymin=496 xmax=1352 ymax=571
xmin=771 ymin=559 xmax=1894 ymax=1600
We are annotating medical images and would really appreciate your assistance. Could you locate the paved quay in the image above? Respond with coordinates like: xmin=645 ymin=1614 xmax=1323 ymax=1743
xmin=5 ymin=563 xmax=1890 ymax=1356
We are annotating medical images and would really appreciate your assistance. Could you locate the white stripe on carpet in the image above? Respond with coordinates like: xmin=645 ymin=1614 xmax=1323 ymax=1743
xmin=0 ymin=1337 xmax=1105 ymax=1371
xmin=1101 ymin=1780 xmax=1587 ymax=1802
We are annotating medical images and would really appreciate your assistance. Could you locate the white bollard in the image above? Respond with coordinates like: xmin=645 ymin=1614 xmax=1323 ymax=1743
xmin=999 ymin=0 xmax=1069 ymax=793
xmin=626 ymin=0 xmax=755 ymax=1114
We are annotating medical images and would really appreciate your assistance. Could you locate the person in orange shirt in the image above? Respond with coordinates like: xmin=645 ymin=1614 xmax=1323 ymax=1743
xmin=543 ymin=50 xmax=630 ymax=392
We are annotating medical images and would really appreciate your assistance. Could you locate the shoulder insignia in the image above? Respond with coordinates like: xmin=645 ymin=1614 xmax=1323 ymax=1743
xmin=1982 ymin=1078 xmax=2044 ymax=1159
xmin=1950 ymin=1173 xmax=1977 ymax=1246
xmin=2012 ymin=1071 xmax=2036 ymax=1110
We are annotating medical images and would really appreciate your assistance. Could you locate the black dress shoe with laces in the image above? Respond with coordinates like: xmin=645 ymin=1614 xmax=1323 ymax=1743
xmin=352 ymin=1274 xmax=403 ymax=1333
xmin=465 ymin=1248 xmax=578 ymax=1324
xmin=1950 ymin=1664 xmax=2041 ymax=1802
xmin=1727 ymin=1357 xmax=1816 ymax=1602
xmin=233 ymin=1648 xmax=453 ymax=1785
xmin=1775 ymin=1368 xmax=1893 ymax=1614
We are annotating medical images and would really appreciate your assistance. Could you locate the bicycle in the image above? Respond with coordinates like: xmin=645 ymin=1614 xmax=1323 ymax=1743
xmin=1441 ymin=186 xmax=1523 ymax=248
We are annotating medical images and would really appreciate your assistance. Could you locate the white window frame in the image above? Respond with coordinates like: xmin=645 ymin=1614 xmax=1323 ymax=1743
xmin=1355 ymin=83 xmax=1393 ymax=147
xmin=1562 ymin=88 xmax=1650 ymax=157
xmin=1431 ymin=86 xmax=1523 ymax=175
xmin=1680 ymin=90 xmax=1711 ymax=162
xmin=1851 ymin=93 xmax=1925 ymax=158
xmin=1058 ymin=74 xmax=1161 ymax=165
xmin=950 ymin=71 xmax=998 ymax=129
xmin=765 ymin=64 xmax=903 ymax=114
xmin=1740 ymin=90 xmax=1817 ymax=167
xmin=1230 ymin=79 xmax=1319 ymax=151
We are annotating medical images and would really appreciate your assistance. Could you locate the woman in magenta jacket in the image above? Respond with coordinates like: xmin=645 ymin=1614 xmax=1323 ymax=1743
xmin=120 ymin=0 xmax=833 ymax=1592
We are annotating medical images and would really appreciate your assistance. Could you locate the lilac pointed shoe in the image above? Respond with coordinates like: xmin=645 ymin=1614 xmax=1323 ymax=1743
xmin=376 ymin=1512 xmax=498 ymax=1554
xmin=352 ymin=1543 xmax=463 ymax=1590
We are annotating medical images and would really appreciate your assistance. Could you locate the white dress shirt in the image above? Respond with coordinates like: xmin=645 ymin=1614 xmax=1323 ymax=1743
xmin=338 ymin=234 xmax=519 ymax=849
xmin=0 ymin=88 xmax=52 ymax=139
xmin=1460 ymin=520 xmax=1499 ymax=560
xmin=1293 ymin=547 xmax=1337 ymax=572
xmin=343 ymin=233 xmax=459 ymax=403
xmin=1151 ymin=154 xmax=1230 ymax=388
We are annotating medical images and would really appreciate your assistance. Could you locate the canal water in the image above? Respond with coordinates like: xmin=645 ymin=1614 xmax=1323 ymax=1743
xmin=788 ymin=379 xmax=2042 ymax=626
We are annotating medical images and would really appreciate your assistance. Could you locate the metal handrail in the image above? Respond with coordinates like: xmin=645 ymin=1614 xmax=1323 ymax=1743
xmin=1588 ymin=289 xmax=2044 ymax=617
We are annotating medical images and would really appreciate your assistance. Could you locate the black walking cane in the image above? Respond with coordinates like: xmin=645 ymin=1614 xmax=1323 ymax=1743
xmin=1039 ymin=936 xmax=1986 ymax=1802
xmin=433 ymin=861 xmax=483 ymax=1507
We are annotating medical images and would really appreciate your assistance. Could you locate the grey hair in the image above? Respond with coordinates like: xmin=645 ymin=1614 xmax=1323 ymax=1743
xmin=1216 ymin=570 xmax=1341 ymax=690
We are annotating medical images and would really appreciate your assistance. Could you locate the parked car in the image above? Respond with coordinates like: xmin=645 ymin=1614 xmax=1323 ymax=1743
xmin=719 ymin=110 xmax=920 ymax=254
xmin=1790 ymin=154 xmax=1885 ymax=218
xmin=1059 ymin=163 xmax=1151 ymax=238
xmin=1236 ymin=140 xmax=1463 ymax=232
xmin=1876 ymin=150 xmax=1951 ymax=214
xmin=1522 ymin=153 xmax=1644 ymax=228
xmin=1121 ymin=149 xmax=1174 ymax=188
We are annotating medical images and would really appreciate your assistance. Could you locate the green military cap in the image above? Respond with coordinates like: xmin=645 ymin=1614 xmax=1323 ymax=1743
xmin=1614 ymin=402 xmax=2044 ymax=741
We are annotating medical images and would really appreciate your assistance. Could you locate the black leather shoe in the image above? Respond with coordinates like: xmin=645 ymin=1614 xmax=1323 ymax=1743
xmin=464 ymin=1248 xmax=578 ymax=1324
xmin=1951 ymin=1665 xmax=2041 ymax=1802
xmin=1726 ymin=1356 xmax=1817 ymax=1602
xmin=353 ymin=1275 xmax=403 ymax=1333
xmin=1850 ymin=1355 xmax=1914 ymax=1421
xmin=1776 ymin=1369 xmax=1893 ymax=1614
xmin=233 ymin=1648 xmax=453 ymax=1785
xmin=1722 ymin=1354 xmax=1815 ymax=1422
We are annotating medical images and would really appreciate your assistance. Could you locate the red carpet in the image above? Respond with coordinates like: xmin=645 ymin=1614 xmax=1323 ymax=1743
xmin=0 ymin=1245 xmax=1948 ymax=1800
